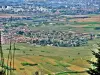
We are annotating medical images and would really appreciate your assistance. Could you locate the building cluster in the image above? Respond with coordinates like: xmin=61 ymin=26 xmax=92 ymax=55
xmin=1 ymin=21 xmax=100 ymax=47
xmin=0 ymin=5 xmax=48 ymax=14
xmin=1 ymin=24 xmax=99 ymax=47
xmin=0 ymin=0 xmax=100 ymax=15
xmin=0 ymin=0 xmax=100 ymax=26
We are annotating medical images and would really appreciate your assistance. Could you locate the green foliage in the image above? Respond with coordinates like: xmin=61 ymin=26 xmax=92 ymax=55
xmin=94 ymin=27 xmax=100 ymax=30
xmin=2 ymin=65 xmax=16 ymax=70
xmin=17 ymin=31 xmax=24 ymax=35
xmin=56 ymin=72 xmax=68 ymax=75
xmin=21 ymin=62 xmax=29 ymax=66
xmin=19 ymin=68 xmax=25 ymax=70
xmin=48 ymin=74 xmax=51 ymax=75
xmin=87 ymin=43 xmax=100 ymax=75
xmin=21 ymin=62 xmax=38 ymax=66
xmin=55 ymin=61 xmax=70 ymax=67
xmin=72 ymin=22 xmax=100 ymax=25
xmin=6 ymin=48 xmax=20 ymax=50
xmin=41 ymin=50 xmax=45 ymax=52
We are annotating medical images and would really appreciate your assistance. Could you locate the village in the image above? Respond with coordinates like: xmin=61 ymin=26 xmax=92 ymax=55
xmin=1 ymin=22 xmax=100 ymax=47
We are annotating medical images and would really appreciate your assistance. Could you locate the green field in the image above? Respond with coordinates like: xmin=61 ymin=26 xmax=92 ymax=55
xmin=71 ymin=22 xmax=100 ymax=25
xmin=2 ymin=38 xmax=100 ymax=75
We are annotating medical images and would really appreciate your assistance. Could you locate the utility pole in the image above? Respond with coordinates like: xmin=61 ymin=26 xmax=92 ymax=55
xmin=13 ymin=42 xmax=16 ymax=71
xmin=7 ymin=16 xmax=13 ymax=75
xmin=7 ymin=32 xmax=13 ymax=75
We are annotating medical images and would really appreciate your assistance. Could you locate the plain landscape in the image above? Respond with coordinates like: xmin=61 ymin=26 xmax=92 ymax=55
xmin=0 ymin=0 xmax=100 ymax=75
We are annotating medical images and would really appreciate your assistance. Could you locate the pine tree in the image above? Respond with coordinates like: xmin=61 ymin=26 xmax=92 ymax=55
xmin=87 ymin=43 xmax=100 ymax=75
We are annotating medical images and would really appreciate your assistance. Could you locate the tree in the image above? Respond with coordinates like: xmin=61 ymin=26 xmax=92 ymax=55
xmin=87 ymin=43 xmax=100 ymax=75
xmin=0 ymin=31 xmax=5 ymax=75
xmin=17 ymin=31 xmax=24 ymax=35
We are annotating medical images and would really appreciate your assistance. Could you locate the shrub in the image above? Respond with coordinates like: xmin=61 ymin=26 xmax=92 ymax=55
xmin=21 ymin=62 xmax=38 ymax=66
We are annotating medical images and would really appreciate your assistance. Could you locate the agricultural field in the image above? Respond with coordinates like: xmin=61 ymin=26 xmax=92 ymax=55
xmin=2 ymin=38 xmax=100 ymax=75
xmin=69 ymin=15 xmax=100 ymax=23
xmin=0 ymin=14 xmax=30 ymax=18
xmin=69 ymin=15 xmax=100 ymax=25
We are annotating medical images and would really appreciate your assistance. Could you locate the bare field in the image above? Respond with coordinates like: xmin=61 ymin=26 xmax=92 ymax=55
xmin=0 ymin=14 xmax=30 ymax=18
xmin=69 ymin=15 xmax=100 ymax=22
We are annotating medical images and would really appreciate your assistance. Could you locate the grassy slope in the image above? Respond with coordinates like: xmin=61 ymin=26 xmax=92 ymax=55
xmin=2 ymin=39 xmax=100 ymax=75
